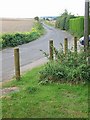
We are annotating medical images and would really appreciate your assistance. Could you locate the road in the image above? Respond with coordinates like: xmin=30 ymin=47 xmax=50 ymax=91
xmin=0 ymin=23 xmax=73 ymax=82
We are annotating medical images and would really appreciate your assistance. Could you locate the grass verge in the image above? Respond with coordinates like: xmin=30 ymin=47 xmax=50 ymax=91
xmin=44 ymin=20 xmax=55 ymax=27
xmin=1 ymin=66 xmax=88 ymax=118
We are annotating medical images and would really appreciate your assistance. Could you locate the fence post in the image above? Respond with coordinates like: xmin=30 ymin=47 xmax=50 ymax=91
xmin=49 ymin=40 xmax=53 ymax=60
xmin=64 ymin=38 xmax=68 ymax=54
xmin=14 ymin=47 xmax=20 ymax=80
xmin=74 ymin=37 xmax=77 ymax=53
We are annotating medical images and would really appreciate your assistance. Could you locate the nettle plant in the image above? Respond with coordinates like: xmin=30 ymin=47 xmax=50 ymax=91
xmin=39 ymin=44 xmax=90 ymax=84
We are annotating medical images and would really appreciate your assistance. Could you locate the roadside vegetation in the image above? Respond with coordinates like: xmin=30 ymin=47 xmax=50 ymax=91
xmin=40 ymin=45 xmax=90 ymax=84
xmin=44 ymin=20 xmax=56 ymax=27
xmin=55 ymin=10 xmax=90 ymax=38
xmin=2 ymin=65 xmax=88 ymax=118
xmin=55 ymin=10 xmax=76 ymax=31
xmin=2 ymin=44 xmax=89 ymax=118
xmin=69 ymin=17 xmax=90 ymax=37
xmin=40 ymin=52 xmax=90 ymax=83
xmin=1 ymin=14 xmax=89 ymax=119
xmin=0 ymin=34 xmax=2 ymax=49
xmin=1 ymin=21 xmax=44 ymax=49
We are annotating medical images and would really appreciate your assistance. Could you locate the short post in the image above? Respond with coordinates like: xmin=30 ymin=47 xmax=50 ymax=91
xmin=64 ymin=38 xmax=68 ymax=54
xmin=49 ymin=40 xmax=53 ymax=60
xmin=74 ymin=37 xmax=77 ymax=53
xmin=14 ymin=47 xmax=20 ymax=80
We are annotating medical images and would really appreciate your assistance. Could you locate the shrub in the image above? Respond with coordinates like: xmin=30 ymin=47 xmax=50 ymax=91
xmin=40 ymin=61 xmax=67 ymax=83
xmin=0 ymin=35 xmax=3 ymax=49
xmin=39 ymin=47 xmax=89 ymax=84
xmin=69 ymin=17 xmax=90 ymax=37
xmin=55 ymin=10 xmax=75 ymax=30
xmin=1 ymin=22 xmax=44 ymax=48
xmin=34 ymin=16 xmax=39 ymax=21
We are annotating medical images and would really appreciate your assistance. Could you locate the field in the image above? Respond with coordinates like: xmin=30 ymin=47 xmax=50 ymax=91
xmin=0 ymin=18 xmax=34 ymax=33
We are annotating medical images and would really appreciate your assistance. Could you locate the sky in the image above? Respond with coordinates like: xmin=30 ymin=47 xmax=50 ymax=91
xmin=0 ymin=0 xmax=85 ymax=18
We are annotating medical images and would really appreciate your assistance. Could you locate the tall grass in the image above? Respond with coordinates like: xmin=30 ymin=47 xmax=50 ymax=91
xmin=39 ymin=46 xmax=90 ymax=84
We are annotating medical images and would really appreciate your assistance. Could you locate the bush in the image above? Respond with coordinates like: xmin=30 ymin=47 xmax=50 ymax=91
xmin=39 ymin=48 xmax=90 ymax=84
xmin=1 ymin=22 xmax=44 ymax=48
xmin=39 ymin=61 xmax=67 ymax=84
xmin=0 ymin=35 xmax=3 ymax=49
xmin=55 ymin=10 xmax=75 ymax=30
xmin=34 ymin=16 xmax=39 ymax=21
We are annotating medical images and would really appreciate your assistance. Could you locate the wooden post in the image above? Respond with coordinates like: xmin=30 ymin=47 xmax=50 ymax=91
xmin=74 ymin=37 xmax=77 ymax=53
xmin=49 ymin=40 xmax=53 ymax=60
xmin=14 ymin=47 xmax=20 ymax=80
xmin=64 ymin=38 xmax=68 ymax=54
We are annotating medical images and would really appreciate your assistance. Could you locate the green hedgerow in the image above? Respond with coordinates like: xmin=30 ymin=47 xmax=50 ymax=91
xmin=39 ymin=47 xmax=90 ymax=84
xmin=1 ymin=22 xmax=44 ymax=48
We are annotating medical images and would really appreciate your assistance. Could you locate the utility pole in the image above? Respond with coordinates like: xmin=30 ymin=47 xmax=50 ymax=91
xmin=84 ymin=0 xmax=89 ymax=52
xmin=84 ymin=0 xmax=89 ymax=51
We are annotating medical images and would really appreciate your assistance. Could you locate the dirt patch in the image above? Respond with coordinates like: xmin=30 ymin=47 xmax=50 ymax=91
xmin=1 ymin=87 xmax=19 ymax=95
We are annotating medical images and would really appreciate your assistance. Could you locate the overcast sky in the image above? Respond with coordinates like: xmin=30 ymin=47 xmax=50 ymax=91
xmin=0 ymin=0 xmax=85 ymax=18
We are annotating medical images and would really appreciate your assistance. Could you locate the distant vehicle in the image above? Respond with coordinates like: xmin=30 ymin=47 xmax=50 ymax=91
xmin=79 ymin=35 xmax=90 ymax=45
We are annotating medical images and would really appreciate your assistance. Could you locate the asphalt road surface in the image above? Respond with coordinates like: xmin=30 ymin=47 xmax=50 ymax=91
xmin=0 ymin=23 xmax=74 ymax=82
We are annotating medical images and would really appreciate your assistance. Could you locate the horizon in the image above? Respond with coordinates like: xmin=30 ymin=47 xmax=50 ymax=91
xmin=0 ymin=14 xmax=85 ymax=20
xmin=0 ymin=0 xmax=85 ymax=18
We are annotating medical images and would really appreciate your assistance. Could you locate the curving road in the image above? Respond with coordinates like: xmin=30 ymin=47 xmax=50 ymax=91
xmin=0 ymin=23 xmax=74 ymax=82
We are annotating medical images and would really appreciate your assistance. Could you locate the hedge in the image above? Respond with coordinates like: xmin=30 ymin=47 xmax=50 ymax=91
xmin=55 ymin=10 xmax=76 ymax=31
xmin=69 ymin=17 xmax=90 ymax=37
xmin=1 ymin=22 xmax=44 ymax=48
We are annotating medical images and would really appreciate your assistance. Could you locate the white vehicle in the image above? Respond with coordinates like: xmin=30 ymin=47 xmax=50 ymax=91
xmin=79 ymin=35 xmax=90 ymax=45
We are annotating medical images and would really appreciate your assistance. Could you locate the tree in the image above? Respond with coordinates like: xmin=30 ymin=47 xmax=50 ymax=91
xmin=34 ymin=16 xmax=39 ymax=21
xmin=55 ymin=9 xmax=75 ymax=30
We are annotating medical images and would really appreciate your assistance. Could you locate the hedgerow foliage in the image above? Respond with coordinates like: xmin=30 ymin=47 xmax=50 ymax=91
xmin=1 ymin=22 xmax=44 ymax=48
xmin=39 ymin=46 xmax=90 ymax=84
xmin=55 ymin=10 xmax=75 ymax=30
xmin=55 ymin=10 xmax=90 ymax=38
xmin=69 ymin=17 xmax=90 ymax=37
xmin=0 ymin=35 xmax=3 ymax=49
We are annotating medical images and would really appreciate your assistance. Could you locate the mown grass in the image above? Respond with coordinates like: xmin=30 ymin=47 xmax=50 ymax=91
xmin=1 ymin=66 xmax=88 ymax=118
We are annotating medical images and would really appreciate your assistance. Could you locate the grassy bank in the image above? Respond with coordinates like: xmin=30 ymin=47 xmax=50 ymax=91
xmin=2 ymin=66 xmax=88 ymax=118
xmin=44 ymin=20 xmax=55 ymax=27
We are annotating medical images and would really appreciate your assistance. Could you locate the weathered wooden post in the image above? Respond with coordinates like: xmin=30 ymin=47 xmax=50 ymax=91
xmin=64 ymin=38 xmax=68 ymax=54
xmin=74 ymin=37 xmax=77 ymax=53
xmin=14 ymin=47 xmax=20 ymax=80
xmin=49 ymin=40 xmax=53 ymax=60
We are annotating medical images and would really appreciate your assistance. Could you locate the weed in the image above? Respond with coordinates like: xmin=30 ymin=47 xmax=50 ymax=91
xmin=39 ymin=45 xmax=90 ymax=84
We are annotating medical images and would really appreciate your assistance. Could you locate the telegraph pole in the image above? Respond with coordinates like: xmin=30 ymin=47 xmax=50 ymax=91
xmin=84 ymin=0 xmax=89 ymax=52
